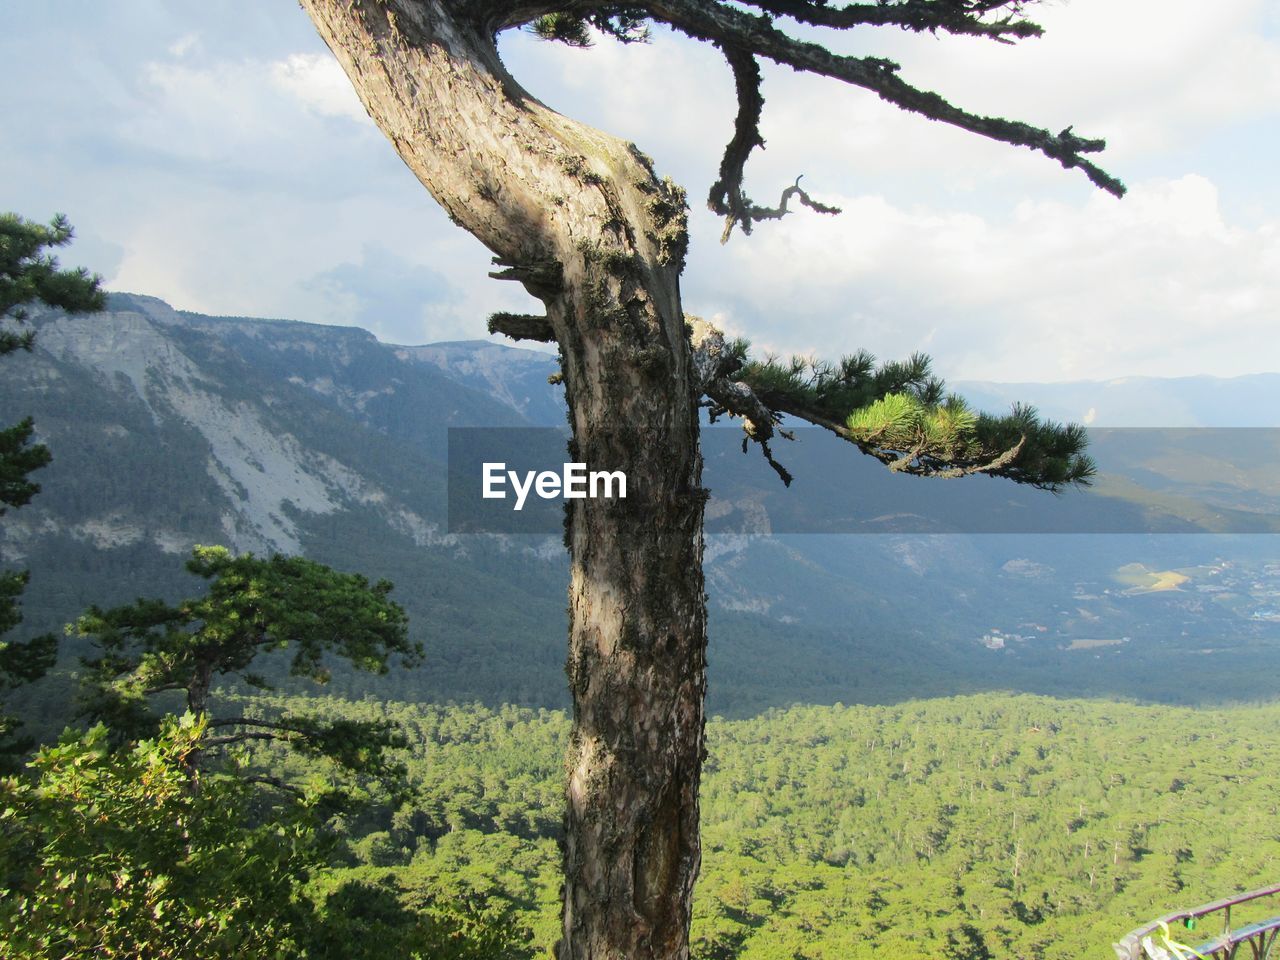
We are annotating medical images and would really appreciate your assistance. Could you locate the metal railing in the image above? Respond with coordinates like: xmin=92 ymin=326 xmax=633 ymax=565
xmin=1114 ymin=884 xmax=1280 ymax=960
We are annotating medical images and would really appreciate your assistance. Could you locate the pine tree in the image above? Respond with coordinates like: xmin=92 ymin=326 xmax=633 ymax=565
xmin=74 ymin=545 xmax=422 ymax=797
xmin=0 ymin=213 xmax=105 ymax=768
xmin=294 ymin=4 xmax=1123 ymax=955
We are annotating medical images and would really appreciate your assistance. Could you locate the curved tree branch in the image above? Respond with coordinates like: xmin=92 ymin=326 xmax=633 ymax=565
xmin=657 ymin=1 xmax=1122 ymax=189
xmin=242 ymin=774 xmax=306 ymax=796
xmin=707 ymin=45 xmax=764 ymax=241
xmin=488 ymin=3 xmax=1122 ymax=240
xmin=488 ymin=311 xmax=557 ymax=342
xmin=690 ymin=318 xmax=1092 ymax=489
xmin=741 ymin=0 xmax=1045 ymax=43
xmin=498 ymin=0 xmax=1121 ymax=238
xmin=489 ymin=1 xmax=1123 ymax=238
xmin=703 ymin=38 xmax=843 ymax=240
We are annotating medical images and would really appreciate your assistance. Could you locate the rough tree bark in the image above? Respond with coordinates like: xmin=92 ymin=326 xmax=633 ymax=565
xmin=299 ymin=3 xmax=707 ymax=956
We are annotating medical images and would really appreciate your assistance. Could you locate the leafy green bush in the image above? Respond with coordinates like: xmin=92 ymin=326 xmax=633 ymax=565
xmin=0 ymin=715 xmax=315 ymax=959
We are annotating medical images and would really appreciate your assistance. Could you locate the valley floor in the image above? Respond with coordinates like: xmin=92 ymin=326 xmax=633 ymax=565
xmin=237 ymin=691 xmax=1280 ymax=960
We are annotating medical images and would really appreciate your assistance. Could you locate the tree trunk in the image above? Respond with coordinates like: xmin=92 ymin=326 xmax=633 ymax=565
xmin=299 ymin=4 xmax=708 ymax=956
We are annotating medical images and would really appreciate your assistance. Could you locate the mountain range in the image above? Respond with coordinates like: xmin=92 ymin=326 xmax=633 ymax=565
xmin=2 ymin=293 xmax=1278 ymax=716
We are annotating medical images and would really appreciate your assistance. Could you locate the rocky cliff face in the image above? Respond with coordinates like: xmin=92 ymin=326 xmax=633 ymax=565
xmin=399 ymin=340 xmax=563 ymax=427
xmin=10 ymin=294 xmax=496 ymax=557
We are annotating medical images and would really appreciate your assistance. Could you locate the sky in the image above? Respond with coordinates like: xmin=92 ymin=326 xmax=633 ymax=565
xmin=1 ymin=1 xmax=1277 ymax=383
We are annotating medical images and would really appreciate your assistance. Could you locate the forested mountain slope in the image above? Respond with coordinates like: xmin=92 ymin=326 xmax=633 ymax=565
xmin=2 ymin=293 xmax=568 ymax=709
xmin=3 ymin=294 xmax=1279 ymax=718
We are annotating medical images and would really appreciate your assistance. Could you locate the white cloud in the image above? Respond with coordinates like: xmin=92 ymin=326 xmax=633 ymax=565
xmin=104 ymin=177 xmax=535 ymax=345
xmin=688 ymin=174 xmax=1279 ymax=382
xmin=804 ymin=0 xmax=1280 ymax=158
xmin=501 ymin=25 xmax=733 ymax=196
xmin=115 ymin=49 xmax=377 ymax=176
xmin=503 ymin=0 xmax=1280 ymax=208
xmin=4 ymin=2 xmax=1277 ymax=383
xmin=167 ymin=33 xmax=200 ymax=59
xmin=269 ymin=52 xmax=371 ymax=125
xmin=123 ymin=59 xmax=290 ymax=164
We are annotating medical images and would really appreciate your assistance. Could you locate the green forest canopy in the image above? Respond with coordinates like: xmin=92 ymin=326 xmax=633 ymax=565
xmin=224 ymin=691 xmax=1280 ymax=960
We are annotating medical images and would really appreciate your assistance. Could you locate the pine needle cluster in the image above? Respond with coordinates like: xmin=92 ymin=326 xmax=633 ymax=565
xmin=727 ymin=343 xmax=1094 ymax=489
xmin=528 ymin=8 xmax=651 ymax=47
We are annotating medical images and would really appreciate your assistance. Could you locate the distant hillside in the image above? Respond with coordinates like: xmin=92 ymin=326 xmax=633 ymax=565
xmin=2 ymin=293 xmax=1279 ymax=719
xmin=955 ymin=373 xmax=1280 ymax=428
xmin=2 ymin=293 xmax=568 ymax=709
xmin=399 ymin=340 xmax=564 ymax=427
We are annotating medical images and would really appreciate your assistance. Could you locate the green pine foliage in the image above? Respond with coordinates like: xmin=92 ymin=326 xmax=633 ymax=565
xmin=0 ymin=418 xmax=52 ymax=516
xmin=528 ymin=8 xmax=651 ymax=46
xmin=0 ymin=212 xmax=104 ymax=352
xmin=845 ymin=392 xmax=978 ymax=458
xmin=74 ymin=546 xmax=421 ymax=799
xmin=0 ymin=411 xmax=61 ymax=768
xmin=306 ymin=871 xmax=537 ymax=960
xmin=731 ymin=345 xmax=1095 ymax=489
xmin=0 ymin=212 xmax=103 ymax=770
xmin=735 ymin=348 xmax=946 ymax=418
xmin=76 ymin=546 xmax=418 ymax=712
xmin=0 ymin=601 xmax=56 ymax=771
